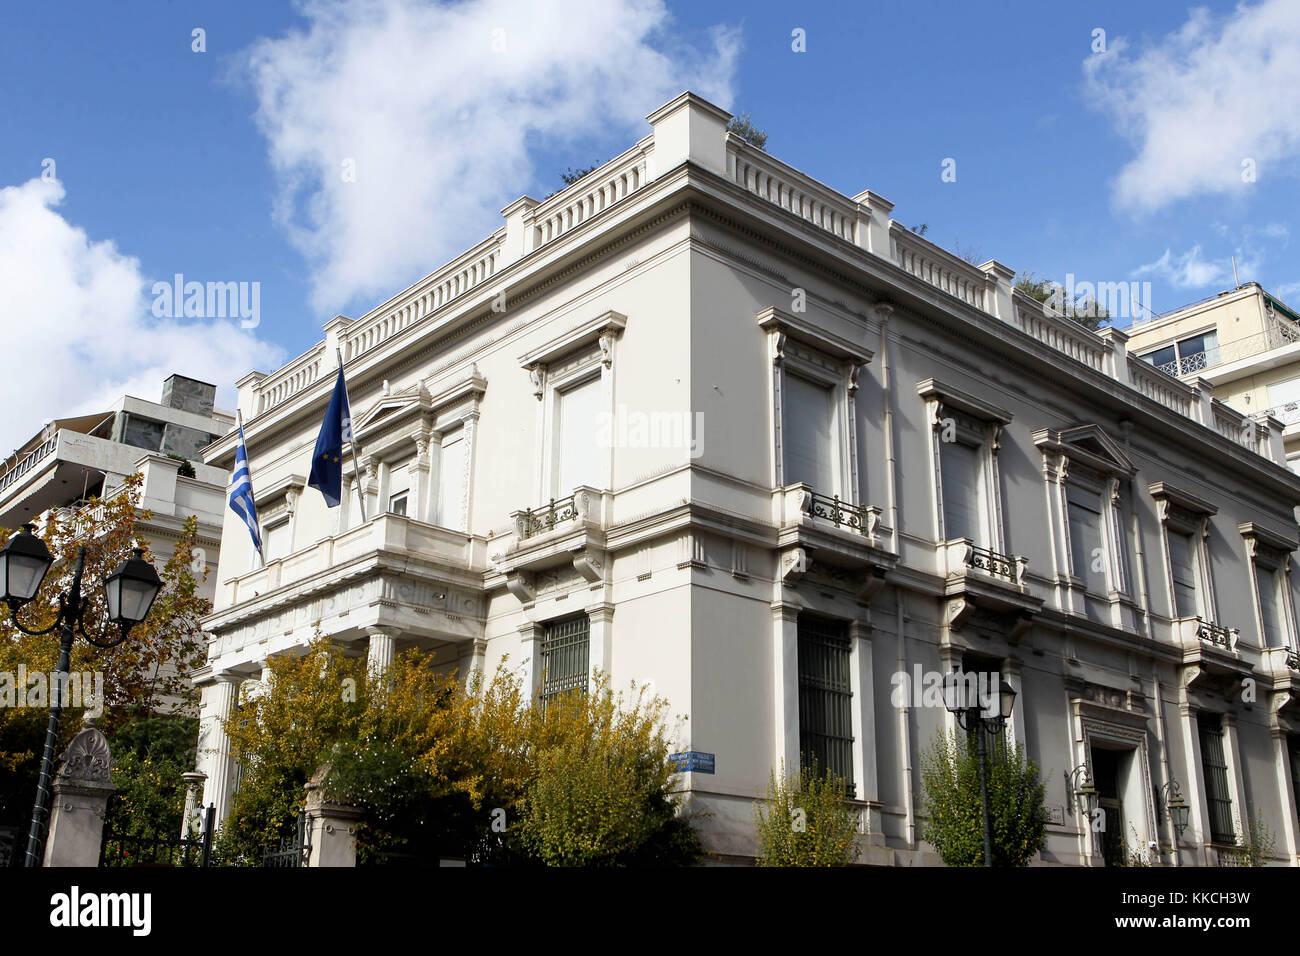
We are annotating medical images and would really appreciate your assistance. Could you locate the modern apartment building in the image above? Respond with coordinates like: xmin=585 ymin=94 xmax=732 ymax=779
xmin=1127 ymin=283 xmax=1300 ymax=474
xmin=196 ymin=92 xmax=1300 ymax=866
xmin=0 ymin=374 xmax=232 ymax=603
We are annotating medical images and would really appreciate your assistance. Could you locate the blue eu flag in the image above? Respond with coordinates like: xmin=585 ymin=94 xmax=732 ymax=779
xmin=308 ymin=367 xmax=353 ymax=507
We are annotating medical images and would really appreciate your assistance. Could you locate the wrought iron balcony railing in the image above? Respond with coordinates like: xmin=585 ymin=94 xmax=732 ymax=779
xmin=1286 ymin=649 xmax=1300 ymax=672
xmin=805 ymin=491 xmax=880 ymax=537
xmin=965 ymin=544 xmax=1022 ymax=582
xmin=1196 ymin=617 xmax=1237 ymax=650
xmin=512 ymin=494 xmax=579 ymax=541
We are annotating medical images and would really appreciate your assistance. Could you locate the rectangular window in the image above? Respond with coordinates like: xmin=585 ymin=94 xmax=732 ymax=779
xmin=1290 ymin=739 xmax=1300 ymax=824
xmin=797 ymin=615 xmax=855 ymax=795
xmin=262 ymin=519 xmax=291 ymax=562
xmin=783 ymin=373 xmax=835 ymax=493
xmin=554 ymin=375 xmax=602 ymax=497
xmin=538 ymin=615 xmax=590 ymax=704
xmin=1143 ymin=332 xmax=1220 ymax=375
xmin=387 ymin=462 xmax=410 ymax=516
xmin=1068 ymin=484 xmax=1104 ymax=590
xmin=1198 ymin=714 xmax=1235 ymax=844
xmin=1256 ymin=565 xmax=1283 ymax=648
xmin=436 ymin=430 xmax=465 ymax=531
xmin=1169 ymin=530 xmax=1199 ymax=618
xmin=940 ymin=440 xmax=983 ymax=544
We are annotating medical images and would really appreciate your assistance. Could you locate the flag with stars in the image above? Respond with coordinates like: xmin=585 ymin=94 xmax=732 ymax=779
xmin=308 ymin=366 xmax=353 ymax=507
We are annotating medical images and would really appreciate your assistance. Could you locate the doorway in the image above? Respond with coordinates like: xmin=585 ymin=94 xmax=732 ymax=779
xmin=1091 ymin=748 xmax=1125 ymax=866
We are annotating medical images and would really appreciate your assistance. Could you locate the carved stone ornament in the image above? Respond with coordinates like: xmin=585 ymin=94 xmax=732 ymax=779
xmin=56 ymin=719 xmax=112 ymax=785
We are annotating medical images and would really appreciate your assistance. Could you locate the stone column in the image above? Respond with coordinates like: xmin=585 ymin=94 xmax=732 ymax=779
xmin=366 ymin=626 xmax=399 ymax=680
xmin=180 ymin=771 xmax=208 ymax=840
xmin=457 ymin=638 xmax=487 ymax=688
xmin=518 ymin=622 xmax=544 ymax=698
xmin=772 ymin=603 xmax=801 ymax=776
xmin=586 ymin=603 xmax=615 ymax=691
xmin=43 ymin=716 xmax=115 ymax=867
xmin=304 ymin=766 xmax=362 ymax=868
xmin=198 ymin=672 xmax=241 ymax=827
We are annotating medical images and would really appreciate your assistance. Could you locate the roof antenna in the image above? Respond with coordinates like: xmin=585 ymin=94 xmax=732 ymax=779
xmin=1231 ymin=255 xmax=1240 ymax=288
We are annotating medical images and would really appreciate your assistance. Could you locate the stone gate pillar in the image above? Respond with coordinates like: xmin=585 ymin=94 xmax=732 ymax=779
xmin=304 ymin=765 xmax=362 ymax=867
xmin=43 ymin=715 xmax=115 ymax=867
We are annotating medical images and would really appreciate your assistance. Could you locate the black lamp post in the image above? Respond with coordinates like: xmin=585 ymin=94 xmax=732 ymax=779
xmin=944 ymin=670 xmax=1017 ymax=867
xmin=0 ymin=525 xmax=162 ymax=867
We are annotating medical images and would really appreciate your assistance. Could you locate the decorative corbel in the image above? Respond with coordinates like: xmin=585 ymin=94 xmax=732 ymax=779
xmin=770 ymin=331 xmax=788 ymax=365
xmin=946 ymin=596 xmax=974 ymax=631
xmin=857 ymin=566 xmax=887 ymax=603
xmin=529 ymin=366 xmax=545 ymax=400
xmin=505 ymin=570 xmax=536 ymax=605
xmin=780 ymin=546 xmax=810 ymax=584
xmin=847 ymin=362 xmax=863 ymax=395
xmin=598 ymin=330 xmax=617 ymax=369
xmin=572 ymin=548 xmax=604 ymax=584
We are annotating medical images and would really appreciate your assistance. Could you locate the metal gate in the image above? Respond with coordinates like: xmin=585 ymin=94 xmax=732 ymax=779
xmin=261 ymin=811 xmax=310 ymax=867
xmin=101 ymin=804 xmax=216 ymax=867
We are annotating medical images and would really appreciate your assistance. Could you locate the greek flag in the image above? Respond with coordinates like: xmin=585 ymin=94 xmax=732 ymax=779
xmin=229 ymin=418 xmax=263 ymax=560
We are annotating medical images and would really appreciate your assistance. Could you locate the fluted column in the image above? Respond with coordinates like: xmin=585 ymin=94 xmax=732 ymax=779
xmin=366 ymin=626 xmax=399 ymax=680
xmin=198 ymin=672 xmax=241 ymax=827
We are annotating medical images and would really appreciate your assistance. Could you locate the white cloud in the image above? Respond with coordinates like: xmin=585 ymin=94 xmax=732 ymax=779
xmin=239 ymin=0 xmax=741 ymax=312
xmin=1134 ymin=245 xmax=1232 ymax=289
xmin=1083 ymin=0 xmax=1300 ymax=213
xmin=0 ymin=178 xmax=285 ymax=454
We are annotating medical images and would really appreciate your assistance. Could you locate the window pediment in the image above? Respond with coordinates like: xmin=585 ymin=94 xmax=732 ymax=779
xmin=757 ymin=307 xmax=874 ymax=370
xmin=1033 ymin=424 xmax=1135 ymax=479
xmin=1239 ymin=521 xmax=1297 ymax=568
xmin=1148 ymin=481 xmax=1217 ymax=520
xmin=254 ymin=473 xmax=306 ymax=521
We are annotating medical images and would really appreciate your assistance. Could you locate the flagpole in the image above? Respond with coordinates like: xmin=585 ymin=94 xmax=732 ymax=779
xmin=336 ymin=349 xmax=368 ymax=522
xmin=236 ymin=409 xmax=266 ymax=570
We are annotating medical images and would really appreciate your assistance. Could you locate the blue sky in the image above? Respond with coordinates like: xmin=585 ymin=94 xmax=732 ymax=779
xmin=1 ymin=0 xmax=1297 ymax=451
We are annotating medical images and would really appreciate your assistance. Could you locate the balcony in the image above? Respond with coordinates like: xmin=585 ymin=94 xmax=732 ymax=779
xmin=205 ymin=512 xmax=489 ymax=661
xmin=772 ymin=484 xmax=897 ymax=601
xmin=939 ymin=538 xmax=1041 ymax=635
xmin=493 ymin=486 xmax=609 ymax=604
xmin=1173 ymin=616 xmax=1251 ymax=686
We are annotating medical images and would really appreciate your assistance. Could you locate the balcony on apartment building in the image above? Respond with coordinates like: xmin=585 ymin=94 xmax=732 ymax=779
xmin=938 ymin=537 xmax=1042 ymax=634
xmin=1170 ymin=615 xmax=1253 ymax=687
xmin=492 ymin=485 xmax=610 ymax=605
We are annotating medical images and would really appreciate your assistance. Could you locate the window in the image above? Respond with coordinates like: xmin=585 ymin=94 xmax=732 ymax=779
xmin=940 ymin=439 xmax=984 ymax=545
xmin=1068 ymin=484 xmax=1105 ymax=589
xmin=1168 ymin=529 xmax=1199 ymax=619
xmin=783 ymin=372 xmax=836 ymax=493
xmin=538 ymin=615 xmax=590 ymax=704
xmin=797 ymin=615 xmax=854 ymax=794
xmin=387 ymin=462 xmax=410 ymax=516
xmin=262 ymin=519 xmax=291 ymax=562
xmin=1256 ymin=564 xmax=1284 ymax=647
xmin=553 ymin=374 xmax=603 ymax=497
xmin=1290 ymin=739 xmax=1300 ymax=823
xmin=1198 ymin=715 xmax=1235 ymax=844
xmin=1142 ymin=331 xmax=1219 ymax=376
xmin=436 ymin=429 xmax=465 ymax=530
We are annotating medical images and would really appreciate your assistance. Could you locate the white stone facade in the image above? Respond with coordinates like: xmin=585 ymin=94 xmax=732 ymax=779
xmin=197 ymin=92 xmax=1300 ymax=866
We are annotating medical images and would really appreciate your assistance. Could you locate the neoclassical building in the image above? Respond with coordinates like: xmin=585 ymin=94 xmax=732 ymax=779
xmin=196 ymin=92 xmax=1300 ymax=866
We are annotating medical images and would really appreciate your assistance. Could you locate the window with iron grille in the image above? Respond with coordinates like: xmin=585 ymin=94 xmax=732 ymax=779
xmin=1198 ymin=714 xmax=1235 ymax=844
xmin=538 ymin=614 xmax=590 ymax=704
xmin=797 ymin=615 xmax=855 ymax=795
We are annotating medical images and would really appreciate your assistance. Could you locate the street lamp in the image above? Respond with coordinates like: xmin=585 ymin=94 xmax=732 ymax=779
xmin=1158 ymin=779 xmax=1191 ymax=839
xmin=944 ymin=669 xmax=1017 ymax=867
xmin=1 ymin=525 xmax=162 ymax=866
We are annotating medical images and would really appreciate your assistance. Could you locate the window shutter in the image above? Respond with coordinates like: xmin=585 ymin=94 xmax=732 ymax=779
xmin=941 ymin=440 xmax=981 ymax=544
xmin=1169 ymin=530 xmax=1198 ymax=618
xmin=782 ymin=373 xmax=834 ymax=492
xmin=1198 ymin=715 xmax=1235 ymax=844
xmin=437 ymin=431 xmax=466 ymax=531
xmin=1067 ymin=484 xmax=1104 ymax=588
xmin=556 ymin=375 xmax=603 ymax=496
xmin=263 ymin=521 xmax=291 ymax=562
xmin=1256 ymin=565 xmax=1282 ymax=647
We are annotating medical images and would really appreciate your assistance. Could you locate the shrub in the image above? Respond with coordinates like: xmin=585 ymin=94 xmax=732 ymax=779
xmin=920 ymin=731 xmax=1047 ymax=867
xmin=754 ymin=760 xmax=860 ymax=866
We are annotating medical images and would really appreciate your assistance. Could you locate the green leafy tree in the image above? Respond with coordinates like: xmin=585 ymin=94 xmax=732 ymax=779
xmin=727 ymin=112 xmax=768 ymax=150
xmin=1220 ymin=808 xmax=1276 ymax=866
xmin=0 ymin=475 xmax=209 ymax=836
xmin=753 ymin=760 xmax=861 ymax=866
xmin=219 ymin=638 xmax=701 ymax=866
xmin=100 ymin=711 xmax=198 ymax=866
xmin=560 ymin=165 xmax=598 ymax=186
xmin=512 ymin=678 xmax=701 ymax=866
xmin=920 ymin=731 xmax=1047 ymax=867
xmin=1016 ymin=271 xmax=1110 ymax=331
